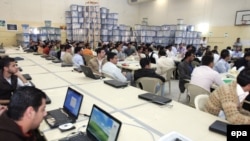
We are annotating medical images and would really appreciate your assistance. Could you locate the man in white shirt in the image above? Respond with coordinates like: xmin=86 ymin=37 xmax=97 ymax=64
xmin=214 ymin=49 xmax=231 ymax=73
xmin=156 ymin=49 xmax=175 ymax=79
xmin=72 ymin=47 xmax=84 ymax=69
xmin=111 ymin=43 xmax=126 ymax=61
xmin=190 ymin=55 xmax=224 ymax=92
xmin=102 ymin=52 xmax=128 ymax=82
xmin=0 ymin=57 xmax=31 ymax=104
xmin=166 ymin=45 xmax=175 ymax=58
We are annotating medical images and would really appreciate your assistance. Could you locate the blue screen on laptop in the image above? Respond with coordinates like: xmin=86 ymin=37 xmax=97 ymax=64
xmin=87 ymin=106 xmax=121 ymax=141
xmin=64 ymin=88 xmax=83 ymax=117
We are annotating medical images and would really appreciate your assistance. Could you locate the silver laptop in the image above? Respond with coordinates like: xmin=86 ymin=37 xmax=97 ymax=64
xmin=44 ymin=87 xmax=83 ymax=128
xmin=59 ymin=104 xmax=122 ymax=141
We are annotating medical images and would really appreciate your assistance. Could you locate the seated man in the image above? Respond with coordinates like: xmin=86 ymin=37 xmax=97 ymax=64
xmin=62 ymin=44 xmax=73 ymax=65
xmin=190 ymin=55 xmax=224 ymax=92
xmin=178 ymin=51 xmax=195 ymax=94
xmin=124 ymin=42 xmax=136 ymax=57
xmin=72 ymin=47 xmax=85 ymax=69
xmin=102 ymin=52 xmax=131 ymax=83
xmin=134 ymin=58 xmax=166 ymax=96
xmin=155 ymin=49 xmax=175 ymax=79
xmin=214 ymin=49 xmax=231 ymax=73
xmin=0 ymin=57 xmax=31 ymax=105
xmin=0 ymin=86 xmax=47 ymax=140
xmin=111 ymin=43 xmax=126 ymax=61
xmin=234 ymin=52 xmax=250 ymax=70
xmin=205 ymin=68 xmax=250 ymax=124
xmin=82 ymin=43 xmax=93 ymax=56
xmin=89 ymin=48 xmax=107 ymax=74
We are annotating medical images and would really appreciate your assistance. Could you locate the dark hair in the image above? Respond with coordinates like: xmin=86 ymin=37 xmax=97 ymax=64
xmin=186 ymin=44 xmax=193 ymax=50
xmin=0 ymin=57 xmax=15 ymax=70
xmin=226 ymin=46 xmax=231 ymax=50
xmin=74 ymin=47 xmax=82 ymax=54
xmin=96 ymin=47 xmax=105 ymax=54
xmin=244 ymin=51 xmax=250 ymax=58
xmin=140 ymin=58 xmax=150 ymax=68
xmin=201 ymin=55 xmax=214 ymax=66
xmin=237 ymin=68 xmax=250 ymax=87
xmin=158 ymin=49 xmax=166 ymax=56
xmin=220 ymin=49 xmax=230 ymax=59
xmin=107 ymin=52 xmax=117 ymax=61
xmin=65 ymin=44 xmax=71 ymax=50
xmin=182 ymin=51 xmax=194 ymax=62
xmin=7 ymin=86 xmax=46 ymax=120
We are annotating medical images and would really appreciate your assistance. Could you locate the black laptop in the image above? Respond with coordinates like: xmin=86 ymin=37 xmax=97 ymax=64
xmin=138 ymin=93 xmax=172 ymax=105
xmin=59 ymin=104 xmax=122 ymax=141
xmin=81 ymin=65 xmax=104 ymax=80
xmin=104 ymin=80 xmax=128 ymax=88
xmin=44 ymin=87 xmax=83 ymax=128
xmin=209 ymin=120 xmax=228 ymax=136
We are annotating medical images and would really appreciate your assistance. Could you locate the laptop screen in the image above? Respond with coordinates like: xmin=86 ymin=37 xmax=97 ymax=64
xmin=63 ymin=87 xmax=83 ymax=118
xmin=87 ymin=104 xmax=122 ymax=141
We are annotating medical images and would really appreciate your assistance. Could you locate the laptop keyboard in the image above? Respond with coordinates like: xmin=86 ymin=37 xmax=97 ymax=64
xmin=59 ymin=133 xmax=90 ymax=141
xmin=47 ymin=109 xmax=74 ymax=126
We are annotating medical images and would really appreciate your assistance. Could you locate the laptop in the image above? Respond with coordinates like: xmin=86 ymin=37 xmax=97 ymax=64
xmin=59 ymin=104 xmax=122 ymax=141
xmin=104 ymin=80 xmax=128 ymax=88
xmin=138 ymin=93 xmax=172 ymax=105
xmin=209 ymin=120 xmax=228 ymax=136
xmin=81 ymin=65 xmax=104 ymax=80
xmin=44 ymin=87 xmax=83 ymax=128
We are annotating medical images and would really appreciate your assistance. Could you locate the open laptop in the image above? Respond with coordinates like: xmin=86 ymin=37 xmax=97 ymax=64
xmin=81 ymin=65 xmax=104 ymax=80
xmin=138 ymin=93 xmax=172 ymax=105
xmin=104 ymin=80 xmax=128 ymax=88
xmin=44 ymin=87 xmax=83 ymax=128
xmin=209 ymin=120 xmax=228 ymax=136
xmin=59 ymin=104 xmax=122 ymax=141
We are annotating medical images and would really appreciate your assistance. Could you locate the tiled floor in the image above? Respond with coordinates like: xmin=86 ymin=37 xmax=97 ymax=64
xmin=162 ymin=79 xmax=190 ymax=105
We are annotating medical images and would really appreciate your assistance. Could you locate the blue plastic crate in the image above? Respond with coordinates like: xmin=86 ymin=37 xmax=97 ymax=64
xmin=72 ymin=17 xmax=78 ymax=23
xmin=71 ymin=11 xmax=78 ymax=17
xmin=30 ymin=34 xmax=38 ymax=42
xmin=38 ymin=34 xmax=47 ymax=41
xmin=100 ymin=7 xmax=109 ymax=14
xmin=70 ymin=4 xmax=78 ymax=11
xmin=44 ymin=20 xmax=51 ymax=27
xmin=21 ymin=24 xmax=29 ymax=33
xmin=101 ymin=35 xmax=109 ymax=42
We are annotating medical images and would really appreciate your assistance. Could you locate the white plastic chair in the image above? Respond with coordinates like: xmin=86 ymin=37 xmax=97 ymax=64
xmin=135 ymin=77 xmax=163 ymax=95
xmin=165 ymin=67 xmax=176 ymax=94
xmin=186 ymin=83 xmax=210 ymax=107
xmin=194 ymin=94 xmax=209 ymax=111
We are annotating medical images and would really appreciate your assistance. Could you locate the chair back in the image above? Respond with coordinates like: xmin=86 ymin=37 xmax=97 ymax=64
xmin=194 ymin=94 xmax=209 ymax=111
xmin=186 ymin=84 xmax=210 ymax=107
xmin=166 ymin=67 xmax=176 ymax=81
xmin=135 ymin=77 xmax=163 ymax=94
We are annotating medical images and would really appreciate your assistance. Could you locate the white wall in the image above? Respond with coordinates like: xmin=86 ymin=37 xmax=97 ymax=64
xmin=0 ymin=0 xmax=139 ymax=25
xmin=138 ymin=0 xmax=250 ymax=26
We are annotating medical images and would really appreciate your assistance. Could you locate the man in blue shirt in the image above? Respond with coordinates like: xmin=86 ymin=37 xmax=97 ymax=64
xmin=214 ymin=49 xmax=231 ymax=73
